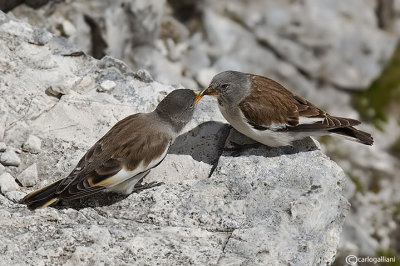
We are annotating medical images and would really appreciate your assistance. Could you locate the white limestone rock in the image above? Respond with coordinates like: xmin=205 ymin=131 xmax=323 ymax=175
xmin=4 ymin=190 xmax=26 ymax=202
xmin=0 ymin=150 xmax=21 ymax=166
xmin=17 ymin=163 xmax=39 ymax=187
xmin=0 ymin=172 xmax=19 ymax=193
xmin=22 ymin=135 xmax=42 ymax=154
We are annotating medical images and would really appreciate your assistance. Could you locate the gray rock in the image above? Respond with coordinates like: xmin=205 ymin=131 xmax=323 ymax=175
xmin=0 ymin=11 xmax=349 ymax=266
xmin=17 ymin=163 xmax=38 ymax=187
xmin=134 ymin=69 xmax=154 ymax=83
xmin=0 ymin=150 xmax=21 ymax=166
xmin=0 ymin=141 xmax=6 ymax=152
xmin=0 ymin=163 xmax=5 ymax=175
xmin=0 ymin=172 xmax=19 ymax=193
xmin=22 ymin=135 xmax=42 ymax=154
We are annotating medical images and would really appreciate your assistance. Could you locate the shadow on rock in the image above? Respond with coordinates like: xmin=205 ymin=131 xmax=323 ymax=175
xmin=52 ymin=181 xmax=162 ymax=211
xmin=169 ymin=121 xmax=319 ymax=163
xmin=169 ymin=121 xmax=231 ymax=165
xmin=223 ymin=129 xmax=320 ymax=158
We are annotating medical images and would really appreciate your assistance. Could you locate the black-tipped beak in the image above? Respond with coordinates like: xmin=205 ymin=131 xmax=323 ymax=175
xmin=195 ymin=87 xmax=218 ymax=104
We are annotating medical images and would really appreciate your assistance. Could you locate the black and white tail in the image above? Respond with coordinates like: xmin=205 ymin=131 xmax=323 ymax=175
xmin=20 ymin=180 xmax=62 ymax=210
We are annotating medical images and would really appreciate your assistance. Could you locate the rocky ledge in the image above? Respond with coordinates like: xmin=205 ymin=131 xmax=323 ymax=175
xmin=0 ymin=12 xmax=349 ymax=265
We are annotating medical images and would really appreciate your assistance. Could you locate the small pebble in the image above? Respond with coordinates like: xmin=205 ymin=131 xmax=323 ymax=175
xmin=0 ymin=142 xmax=6 ymax=152
xmin=22 ymin=135 xmax=42 ymax=154
xmin=17 ymin=163 xmax=38 ymax=187
xmin=0 ymin=150 xmax=21 ymax=166
xmin=0 ymin=173 xmax=19 ymax=193
xmin=135 ymin=69 xmax=153 ymax=83
xmin=98 ymin=80 xmax=116 ymax=92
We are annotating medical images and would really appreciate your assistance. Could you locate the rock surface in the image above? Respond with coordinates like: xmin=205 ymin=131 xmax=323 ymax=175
xmin=0 ymin=149 xmax=21 ymax=166
xmin=0 ymin=172 xmax=19 ymax=193
xmin=0 ymin=12 xmax=349 ymax=265
xmin=22 ymin=135 xmax=42 ymax=154
xmin=0 ymin=141 xmax=6 ymax=151
xmin=17 ymin=163 xmax=38 ymax=187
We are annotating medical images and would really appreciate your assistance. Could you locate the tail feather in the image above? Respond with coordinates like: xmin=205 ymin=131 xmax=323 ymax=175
xmin=20 ymin=180 xmax=62 ymax=210
xmin=329 ymin=126 xmax=373 ymax=145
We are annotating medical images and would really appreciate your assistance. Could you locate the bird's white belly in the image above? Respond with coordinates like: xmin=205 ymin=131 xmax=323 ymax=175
xmin=106 ymin=143 xmax=170 ymax=194
xmin=218 ymin=104 xmax=295 ymax=147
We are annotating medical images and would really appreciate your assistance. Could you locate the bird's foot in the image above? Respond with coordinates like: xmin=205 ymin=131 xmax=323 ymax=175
xmin=133 ymin=181 xmax=164 ymax=192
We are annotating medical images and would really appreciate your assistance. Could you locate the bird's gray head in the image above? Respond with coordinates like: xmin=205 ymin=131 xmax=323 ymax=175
xmin=155 ymin=89 xmax=197 ymax=132
xmin=199 ymin=71 xmax=251 ymax=106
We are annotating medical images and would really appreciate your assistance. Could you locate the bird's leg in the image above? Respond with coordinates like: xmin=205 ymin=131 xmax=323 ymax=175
xmin=133 ymin=171 xmax=164 ymax=192
xmin=133 ymin=181 xmax=164 ymax=192
xmin=224 ymin=140 xmax=261 ymax=153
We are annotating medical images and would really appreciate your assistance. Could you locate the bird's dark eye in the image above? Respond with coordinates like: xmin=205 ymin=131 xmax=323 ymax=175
xmin=220 ymin=84 xmax=229 ymax=89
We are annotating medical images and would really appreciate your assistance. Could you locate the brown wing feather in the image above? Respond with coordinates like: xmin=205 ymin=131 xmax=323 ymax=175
xmin=240 ymin=74 xmax=361 ymax=132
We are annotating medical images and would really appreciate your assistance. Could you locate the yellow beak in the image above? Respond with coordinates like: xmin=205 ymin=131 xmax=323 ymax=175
xmin=195 ymin=87 xmax=218 ymax=103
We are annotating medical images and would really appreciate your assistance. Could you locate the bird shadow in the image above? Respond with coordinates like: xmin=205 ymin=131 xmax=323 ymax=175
xmin=52 ymin=180 xmax=163 ymax=211
xmin=168 ymin=121 xmax=231 ymax=165
xmin=169 ymin=121 xmax=319 ymax=160
xmin=222 ymin=128 xmax=319 ymax=158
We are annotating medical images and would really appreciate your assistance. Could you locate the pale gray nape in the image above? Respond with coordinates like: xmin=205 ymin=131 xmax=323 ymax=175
xmin=209 ymin=71 xmax=251 ymax=106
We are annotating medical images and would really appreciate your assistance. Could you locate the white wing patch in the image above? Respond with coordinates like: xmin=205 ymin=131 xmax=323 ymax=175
xmin=267 ymin=123 xmax=286 ymax=130
xmin=298 ymin=117 xmax=324 ymax=125
xmin=98 ymin=142 xmax=170 ymax=189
